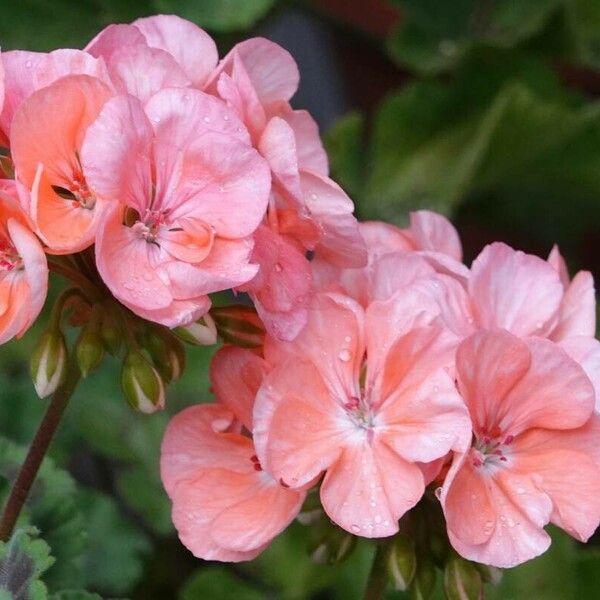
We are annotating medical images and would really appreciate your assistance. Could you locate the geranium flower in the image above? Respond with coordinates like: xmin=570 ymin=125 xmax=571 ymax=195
xmin=441 ymin=329 xmax=600 ymax=567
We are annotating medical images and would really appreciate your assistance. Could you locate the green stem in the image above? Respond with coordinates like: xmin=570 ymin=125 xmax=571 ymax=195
xmin=363 ymin=541 xmax=390 ymax=600
xmin=47 ymin=260 xmax=101 ymax=302
xmin=0 ymin=360 xmax=80 ymax=542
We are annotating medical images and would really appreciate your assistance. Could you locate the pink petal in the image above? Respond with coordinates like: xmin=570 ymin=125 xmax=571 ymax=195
xmin=409 ymin=210 xmax=462 ymax=261
xmin=377 ymin=327 xmax=471 ymax=462
xmin=302 ymin=170 xmax=367 ymax=267
xmin=33 ymin=49 xmax=110 ymax=90
xmin=107 ymin=45 xmax=190 ymax=102
xmin=145 ymin=87 xmax=250 ymax=146
xmin=219 ymin=38 xmax=299 ymax=104
xmin=210 ymin=347 xmax=268 ymax=431
xmin=321 ymin=438 xmax=424 ymax=537
xmin=559 ymin=337 xmax=600 ymax=411
xmin=160 ymin=217 xmax=214 ymax=264
xmin=160 ymin=404 xmax=246 ymax=496
xmin=253 ymin=359 xmax=349 ymax=488
xmin=85 ymin=23 xmax=147 ymax=60
xmin=547 ymin=244 xmax=570 ymax=288
xmin=132 ymin=15 xmax=218 ymax=88
xmin=469 ymin=242 xmax=563 ymax=336
xmin=551 ymin=270 xmax=596 ymax=341
xmin=81 ymin=94 xmax=153 ymax=211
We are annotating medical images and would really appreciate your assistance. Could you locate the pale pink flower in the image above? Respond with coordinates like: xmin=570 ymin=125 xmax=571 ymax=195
xmin=0 ymin=180 xmax=48 ymax=343
xmin=10 ymin=74 xmax=113 ymax=253
xmin=253 ymin=292 xmax=471 ymax=537
xmin=161 ymin=346 xmax=303 ymax=561
xmin=206 ymin=37 xmax=366 ymax=339
xmin=86 ymin=14 xmax=218 ymax=90
xmin=441 ymin=329 xmax=600 ymax=567
xmin=81 ymin=88 xmax=270 ymax=327
xmin=0 ymin=48 xmax=109 ymax=145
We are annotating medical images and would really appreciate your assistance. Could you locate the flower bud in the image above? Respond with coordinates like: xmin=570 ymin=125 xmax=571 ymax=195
xmin=75 ymin=329 xmax=104 ymax=377
xmin=121 ymin=351 xmax=165 ymax=414
xmin=309 ymin=526 xmax=356 ymax=565
xmin=145 ymin=327 xmax=186 ymax=383
xmin=29 ymin=330 xmax=67 ymax=399
xmin=387 ymin=533 xmax=416 ymax=591
xmin=297 ymin=491 xmax=324 ymax=525
xmin=211 ymin=305 xmax=265 ymax=348
xmin=443 ymin=554 xmax=484 ymax=600
xmin=475 ymin=563 xmax=502 ymax=585
xmin=409 ymin=556 xmax=436 ymax=600
xmin=174 ymin=314 xmax=217 ymax=346
xmin=100 ymin=311 xmax=123 ymax=356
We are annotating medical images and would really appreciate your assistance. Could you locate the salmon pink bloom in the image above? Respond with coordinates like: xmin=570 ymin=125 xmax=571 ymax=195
xmin=10 ymin=74 xmax=113 ymax=253
xmin=161 ymin=346 xmax=303 ymax=561
xmin=0 ymin=49 xmax=109 ymax=146
xmin=86 ymin=14 xmax=218 ymax=90
xmin=82 ymin=88 xmax=270 ymax=327
xmin=0 ymin=181 xmax=48 ymax=343
xmin=441 ymin=329 xmax=600 ymax=567
xmin=253 ymin=292 xmax=471 ymax=537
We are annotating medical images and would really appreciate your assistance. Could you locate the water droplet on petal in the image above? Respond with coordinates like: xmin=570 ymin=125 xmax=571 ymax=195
xmin=203 ymin=116 xmax=211 ymax=124
xmin=350 ymin=524 xmax=361 ymax=533
xmin=344 ymin=336 xmax=352 ymax=343
xmin=374 ymin=515 xmax=382 ymax=524
xmin=516 ymin=487 xmax=525 ymax=495
xmin=338 ymin=349 xmax=351 ymax=362
xmin=274 ymin=263 xmax=282 ymax=272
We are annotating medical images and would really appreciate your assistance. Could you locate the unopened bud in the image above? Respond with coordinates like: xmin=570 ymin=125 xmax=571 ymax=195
xmin=410 ymin=556 xmax=436 ymax=600
xmin=443 ymin=554 xmax=484 ymax=600
xmin=211 ymin=305 xmax=265 ymax=348
xmin=100 ymin=312 xmax=123 ymax=356
xmin=30 ymin=330 xmax=67 ymax=398
xmin=145 ymin=327 xmax=186 ymax=383
xmin=387 ymin=533 xmax=416 ymax=591
xmin=309 ymin=527 xmax=356 ymax=565
xmin=121 ymin=351 xmax=165 ymax=414
xmin=75 ymin=329 xmax=104 ymax=377
xmin=174 ymin=314 xmax=217 ymax=346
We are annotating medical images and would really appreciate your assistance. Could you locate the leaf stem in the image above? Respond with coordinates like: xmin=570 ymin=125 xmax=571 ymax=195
xmin=363 ymin=541 xmax=390 ymax=600
xmin=0 ymin=359 xmax=80 ymax=541
xmin=47 ymin=260 xmax=102 ymax=302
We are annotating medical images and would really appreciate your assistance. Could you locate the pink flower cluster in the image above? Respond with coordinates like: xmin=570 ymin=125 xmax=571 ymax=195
xmin=163 ymin=212 xmax=600 ymax=568
xmin=0 ymin=14 xmax=365 ymax=340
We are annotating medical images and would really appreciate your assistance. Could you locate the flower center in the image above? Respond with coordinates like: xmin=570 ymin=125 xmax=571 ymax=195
xmin=52 ymin=172 xmax=96 ymax=211
xmin=471 ymin=427 xmax=514 ymax=469
xmin=129 ymin=209 xmax=171 ymax=245
xmin=0 ymin=238 xmax=22 ymax=273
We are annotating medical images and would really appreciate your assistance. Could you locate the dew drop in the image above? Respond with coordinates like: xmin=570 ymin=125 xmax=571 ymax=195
xmin=507 ymin=518 xmax=515 ymax=528
xmin=338 ymin=349 xmax=351 ymax=362
xmin=211 ymin=417 xmax=230 ymax=431
xmin=374 ymin=515 xmax=382 ymax=524
xmin=516 ymin=487 xmax=525 ymax=495
xmin=183 ymin=94 xmax=191 ymax=101
xmin=203 ymin=116 xmax=211 ymax=124
xmin=370 ymin=500 xmax=376 ymax=508
xmin=383 ymin=520 xmax=390 ymax=527
xmin=344 ymin=336 xmax=352 ymax=343
xmin=143 ymin=272 xmax=153 ymax=282
xmin=350 ymin=524 xmax=361 ymax=533
xmin=25 ymin=60 xmax=33 ymax=68
xmin=310 ymin=193 xmax=317 ymax=201
xmin=274 ymin=263 xmax=282 ymax=272
xmin=223 ymin=115 xmax=230 ymax=121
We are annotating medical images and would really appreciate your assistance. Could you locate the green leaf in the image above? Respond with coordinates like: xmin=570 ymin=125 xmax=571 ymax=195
xmin=180 ymin=567 xmax=264 ymax=600
xmin=49 ymin=592 xmax=102 ymax=600
xmin=0 ymin=527 xmax=54 ymax=600
xmin=565 ymin=0 xmax=600 ymax=68
xmin=324 ymin=112 xmax=366 ymax=201
xmin=78 ymin=489 xmax=151 ymax=596
xmin=153 ymin=0 xmax=277 ymax=32
xmin=0 ymin=437 xmax=86 ymax=592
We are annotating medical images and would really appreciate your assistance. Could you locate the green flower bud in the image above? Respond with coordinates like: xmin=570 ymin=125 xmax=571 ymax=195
xmin=30 ymin=330 xmax=67 ymax=399
xmin=100 ymin=311 xmax=123 ymax=356
xmin=309 ymin=526 xmax=356 ymax=565
xmin=410 ymin=556 xmax=437 ymax=600
xmin=145 ymin=327 xmax=186 ymax=383
xmin=387 ymin=533 xmax=417 ymax=591
xmin=211 ymin=305 xmax=265 ymax=348
xmin=121 ymin=351 xmax=165 ymax=414
xmin=75 ymin=329 xmax=104 ymax=377
xmin=443 ymin=554 xmax=484 ymax=600
xmin=174 ymin=314 xmax=217 ymax=346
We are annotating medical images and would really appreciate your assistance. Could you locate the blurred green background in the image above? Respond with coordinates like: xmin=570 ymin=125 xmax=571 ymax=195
xmin=2 ymin=0 xmax=600 ymax=598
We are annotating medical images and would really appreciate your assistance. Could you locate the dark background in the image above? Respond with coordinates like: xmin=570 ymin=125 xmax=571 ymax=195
xmin=1 ymin=1 xmax=600 ymax=598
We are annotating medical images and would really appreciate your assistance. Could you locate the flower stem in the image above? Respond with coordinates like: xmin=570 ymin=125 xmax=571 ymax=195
xmin=47 ymin=260 xmax=102 ymax=301
xmin=363 ymin=541 xmax=390 ymax=600
xmin=0 ymin=359 xmax=80 ymax=542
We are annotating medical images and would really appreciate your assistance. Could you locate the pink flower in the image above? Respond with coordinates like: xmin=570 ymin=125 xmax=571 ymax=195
xmin=314 ymin=212 xmax=468 ymax=307
xmin=0 ymin=48 xmax=109 ymax=145
xmin=0 ymin=181 xmax=48 ymax=343
xmin=206 ymin=38 xmax=366 ymax=339
xmin=10 ymin=74 xmax=113 ymax=253
xmin=161 ymin=346 xmax=303 ymax=561
xmin=81 ymin=88 xmax=270 ymax=327
xmin=441 ymin=329 xmax=600 ymax=567
xmin=253 ymin=292 xmax=471 ymax=537
xmin=86 ymin=14 xmax=218 ymax=90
